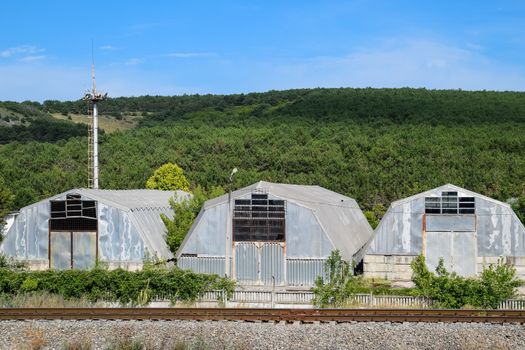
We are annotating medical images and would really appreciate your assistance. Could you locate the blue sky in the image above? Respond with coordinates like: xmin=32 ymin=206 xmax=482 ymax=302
xmin=1 ymin=1 xmax=525 ymax=101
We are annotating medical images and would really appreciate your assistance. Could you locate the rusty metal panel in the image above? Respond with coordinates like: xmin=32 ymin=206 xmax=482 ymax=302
xmin=235 ymin=242 xmax=258 ymax=283
xmin=426 ymin=215 xmax=476 ymax=232
xmin=72 ymin=232 xmax=96 ymax=269
xmin=49 ymin=232 xmax=71 ymax=270
xmin=286 ymin=258 xmax=326 ymax=286
xmin=178 ymin=256 xmax=225 ymax=275
xmin=426 ymin=231 xmax=477 ymax=276
xmin=260 ymin=243 xmax=284 ymax=285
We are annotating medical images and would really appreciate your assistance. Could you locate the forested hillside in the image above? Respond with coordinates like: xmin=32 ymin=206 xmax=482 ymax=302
xmin=1 ymin=88 xmax=524 ymax=217
xmin=0 ymin=101 xmax=88 ymax=144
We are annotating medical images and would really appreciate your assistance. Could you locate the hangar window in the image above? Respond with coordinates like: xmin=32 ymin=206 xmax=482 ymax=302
xmin=425 ymin=192 xmax=476 ymax=215
xmin=50 ymin=194 xmax=98 ymax=231
xmin=233 ymin=193 xmax=286 ymax=242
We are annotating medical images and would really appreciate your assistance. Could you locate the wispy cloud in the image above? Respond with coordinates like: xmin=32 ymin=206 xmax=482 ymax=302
xmin=100 ymin=45 xmax=117 ymax=50
xmin=253 ymin=38 xmax=525 ymax=91
xmin=166 ymin=52 xmax=216 ymax=58
xmin=20 ymin=55 xmax=47 ymax=62
xmin=125 ymin=58 xmax=143 ymax=66
xmin=0 ymin=45 xmax=44 ymax=58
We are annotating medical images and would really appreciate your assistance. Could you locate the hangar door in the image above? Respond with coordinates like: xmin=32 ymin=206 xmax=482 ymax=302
xmin=424 ymin=193 xmax=477 ymax=277
xmin=232 ymin=193 xmax=286 ymax=285
xmin=49 ymin=194 xmax=98 ymax=270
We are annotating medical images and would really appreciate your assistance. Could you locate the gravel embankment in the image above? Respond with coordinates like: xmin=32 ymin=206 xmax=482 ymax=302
xmin=0 ymin=320 xmax=523 ymax=350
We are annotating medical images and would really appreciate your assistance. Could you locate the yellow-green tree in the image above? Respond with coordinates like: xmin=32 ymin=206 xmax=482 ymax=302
xmin=146 ymin=163 xmax=190 ymax=192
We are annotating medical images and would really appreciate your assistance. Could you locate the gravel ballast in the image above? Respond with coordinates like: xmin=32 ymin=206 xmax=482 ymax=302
xmin=0 ymin=320 xmax=523 ymax=350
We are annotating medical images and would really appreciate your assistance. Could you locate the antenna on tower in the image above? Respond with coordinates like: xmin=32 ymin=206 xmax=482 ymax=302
xmin=83 ymin=41 xmax=107 ymax=189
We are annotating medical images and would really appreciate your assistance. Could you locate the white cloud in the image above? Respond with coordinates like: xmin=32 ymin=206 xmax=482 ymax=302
xmin=0 ymin=45 xmax=44 ymax=58
xmin=19 ymin=55 xmax=47 ymax=62
xmin=124 ymin=58 xmax=143 ymax=66
xmin=100 ymin=45 xmax=117 ymax=50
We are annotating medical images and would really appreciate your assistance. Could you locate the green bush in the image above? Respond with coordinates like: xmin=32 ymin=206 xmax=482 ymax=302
xmin=312 ymin=250 xmax=368 ymax=307
xmin=411 ymin=255 xmax=522 ymax=309
xmin=0 ymin=265 xmax=235 ymax=305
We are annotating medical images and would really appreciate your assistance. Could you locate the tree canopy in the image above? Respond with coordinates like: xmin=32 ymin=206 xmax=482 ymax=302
xmin=0 ymin=88 xmax=524 ymax=225
xmin=145 ymin=162 xmax=191 ymax=192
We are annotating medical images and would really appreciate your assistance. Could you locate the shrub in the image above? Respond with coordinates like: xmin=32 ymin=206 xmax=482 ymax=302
xmin=411 ymin=255 xmax=522 ymax=309
xmin=0 ymin=265 xmax=235 ymax=306
xmin=312 ymin=250 xmax=367 ymax=307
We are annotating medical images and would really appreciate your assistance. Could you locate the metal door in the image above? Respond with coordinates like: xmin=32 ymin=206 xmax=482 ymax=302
xmin=426 ymin=231 xmax=477 ymax=277
xmin=234 ymin=242 xmax=258 ymax=283
xmin=72 ymin=232 xmax=97 ymax=269
xmin=260 ymin=243 xmax=284 ymax=286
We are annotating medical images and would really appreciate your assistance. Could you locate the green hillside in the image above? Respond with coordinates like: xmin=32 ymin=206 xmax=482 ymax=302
xmin=1 ymin=88 xmax=524 ymax=217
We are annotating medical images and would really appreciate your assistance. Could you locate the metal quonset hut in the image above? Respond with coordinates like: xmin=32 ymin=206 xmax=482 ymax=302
xmin=364 ymin=184 xmax=525 ymax=285
xmin=177 ymin=181 xmax=373 ymax=288
xmin=0 ymin=189 xmax=189 ymax=270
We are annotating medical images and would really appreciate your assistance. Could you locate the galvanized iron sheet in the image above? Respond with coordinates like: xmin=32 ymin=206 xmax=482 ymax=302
xmin=260 ymin=243 xmax=284 ymax=285
xmin=178 ymin=256 xmax=225 ymax=275
xmin=367 ymin=184 xmax=525 ymax=257
xmin=426 ymin=215 xmax=476 ymax=232
xmin=426 ymin=231 xmax=477 ymax=276
xmin=1 ymin=189 xmax=185 ymax=268
xmin=188 ymin=181 xmax=373 ymax=262
xmin=234 ymin=242 xmax=258 ymax=283
xmin=286 ymin=258 xmax=326 ymax=286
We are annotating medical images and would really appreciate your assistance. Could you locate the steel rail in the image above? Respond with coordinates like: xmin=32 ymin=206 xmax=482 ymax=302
xmin=0 ymin=308 xmax=524 ymax=323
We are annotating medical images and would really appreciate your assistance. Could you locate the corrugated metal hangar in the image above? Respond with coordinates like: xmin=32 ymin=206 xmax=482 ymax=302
xmin=177 ymin=181 xmax=373 ymax=288
xmin=0 ymin=189 xmax=189 ymax=270
xmin=364 ymin=184 xmax=525 ymax=285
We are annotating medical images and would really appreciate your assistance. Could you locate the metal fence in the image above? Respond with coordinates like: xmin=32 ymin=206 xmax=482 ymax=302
xmin=197 ymin=290 xmax=525 ymax=309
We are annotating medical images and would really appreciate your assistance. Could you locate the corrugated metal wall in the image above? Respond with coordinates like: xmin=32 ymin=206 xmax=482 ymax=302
xmin=235 ymin=243 xmax=258 ymax=282
xmin=286 ymin=258 xmax=326 ymax=286
xmin=1 ymin=194 xmax=161 ymax=268
xmin=367 ymin=188 xmax=525 ymax=257
xmin=261 ymin=243 xmax=284 ymax=285
xmin=178 ymin=256 xmax=225 ymax=275
xmin=234 ymin=242 xmax=285 ymax=285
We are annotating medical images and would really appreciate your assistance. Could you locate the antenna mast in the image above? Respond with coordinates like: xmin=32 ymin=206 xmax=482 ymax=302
xmin=83 ymin=42 xmax=107 ymax=189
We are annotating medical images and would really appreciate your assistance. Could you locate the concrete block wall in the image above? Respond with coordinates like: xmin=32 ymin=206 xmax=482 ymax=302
xmin=363 ymin=254 xmax=417 ymax=285
xmin=365 ymin=254 xmax=525 ymax=292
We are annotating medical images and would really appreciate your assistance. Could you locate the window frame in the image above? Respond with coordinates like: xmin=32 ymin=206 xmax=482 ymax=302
xmin=424 ymin=192 xmax=476 ymax=215
xmin=233 ymin=193 xmax=286 ymax=242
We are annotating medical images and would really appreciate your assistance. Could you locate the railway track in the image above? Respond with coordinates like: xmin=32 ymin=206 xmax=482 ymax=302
xmin=0 ymin=308 xmax=524 ymax=323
